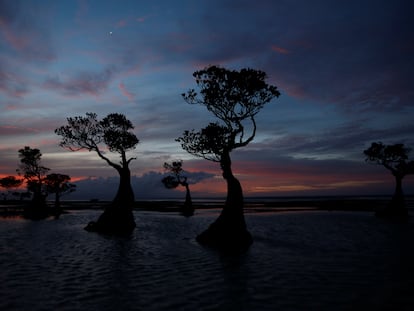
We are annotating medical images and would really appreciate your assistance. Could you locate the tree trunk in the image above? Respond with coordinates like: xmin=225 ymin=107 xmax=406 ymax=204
xmin=376 ymin=174 xmax=408 ymax=221
xmin=196 ymin=151 xmax=252 ymax=252
xmin=24 ymin=185 xmax=48 ymax=220
xmin=85 ymin=166 xmax=136 ymax=235
xmin=393 ymin=175 xmax=404 ymax=203
xmin=182 ymin=183 xmax=194 ymax=216
xmin=113 ymin=167 xmax=135 ymax=206
xmin=53 ymin=193 xmax=62 ymax=218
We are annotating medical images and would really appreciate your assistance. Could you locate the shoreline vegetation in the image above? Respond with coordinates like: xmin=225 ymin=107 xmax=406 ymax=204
xmin=1 ymin=196 xmax=413 ymax=217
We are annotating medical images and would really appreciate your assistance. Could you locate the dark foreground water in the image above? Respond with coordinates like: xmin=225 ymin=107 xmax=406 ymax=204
xmin=1 ymin=209 xmax=414 ymax=311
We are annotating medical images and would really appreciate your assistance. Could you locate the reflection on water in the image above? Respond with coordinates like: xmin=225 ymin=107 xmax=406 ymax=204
xmin=1 ymin=210 xmax=414 ymax=310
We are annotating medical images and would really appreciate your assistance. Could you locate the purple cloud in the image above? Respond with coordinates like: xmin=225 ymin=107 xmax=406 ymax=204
xmin=157 ymin=0 xmax=413 ymax=112
xmin=0 ymin=69 xmax=29 ymax=98
xmin=44 ymin=66 xmax=116 ymax=96
xmin=0 ymin=0 xmax=55 ymax=62
xmin=69 ymin=170 xmax=214 ymax=200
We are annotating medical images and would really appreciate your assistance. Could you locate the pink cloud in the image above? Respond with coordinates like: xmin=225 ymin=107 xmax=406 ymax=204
xmin=5 ymin=104 xmax=19 ymax=111
xmin=1 ymin=26 xmax=29 ymax=51
xmin=116 ymin=19 xmax=128 ymax=28
xmin=0 ymin=18 xmax=54 ymax=62
xmin=136 ymin=15 xmax=152 ymax=23
xmin=119 ymin=82 xmax=135 ymax=101
xmin=0 ymin=125 xmax=41 ymax=136
xmin=271 ymin=45 xmax=290 ymax=54
xmin=0 ymin=69 xmax=30 ymax=98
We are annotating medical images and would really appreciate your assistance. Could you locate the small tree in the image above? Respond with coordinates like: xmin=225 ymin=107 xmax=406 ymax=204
xmin=0 ymin=176 xmax=23 ymax=200
xmin=364 ymin=142 xmax=414 ymax=220
xmin=162 ymin=161 xmax=193 ymax=216
xmin=44 ymin=173 xmax=76 ymax=217
xmin=177 ymin=65 xmax=280 ymax=252
xmin=55 ymin=112 xmax=139 ymax=234
xmin=17 ymin=146 xmax=50 ymax=218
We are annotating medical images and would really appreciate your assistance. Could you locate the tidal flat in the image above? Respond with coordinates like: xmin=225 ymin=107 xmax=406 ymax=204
xmin=1 ymin=204 xmax=414 ymax=310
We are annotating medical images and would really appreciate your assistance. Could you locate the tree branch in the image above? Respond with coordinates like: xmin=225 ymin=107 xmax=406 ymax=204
xmin=95 ymin=147 xmax=121 ymax=171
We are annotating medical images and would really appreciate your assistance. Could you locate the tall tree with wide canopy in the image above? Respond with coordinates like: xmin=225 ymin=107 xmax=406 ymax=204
xmin=17 ymin=146 xmax=50 ymax=219
xmin=177 ymin=65 xmax=280 ymax=252
xmin=162 ymin=160 xmax=193 ymax=216
xmin=55 ymin=112 xmax=139 ymax=234
xmin=364 ymin=142 xmax=414 ymax=220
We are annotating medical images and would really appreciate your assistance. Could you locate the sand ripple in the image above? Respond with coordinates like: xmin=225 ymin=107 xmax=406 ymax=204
xmin=1 ymin=210 xmax=414 ymax=310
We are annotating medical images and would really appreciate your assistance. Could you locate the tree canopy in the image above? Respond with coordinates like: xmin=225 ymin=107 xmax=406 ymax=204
xmin=177 ymin=66 xmax=280 ymax=162
xmin=44 ymin=173 xmax=76 ymax=197
xmin=177 ymin=123 xmax=230 ymax=162
xmin=364 ymin=142 xmax=414 ymax=177
xmin=162 ymin=161 xmax=188 ymax=189
xmin=55 ymin=112 xmax=139 ymax=170
xmin=17 ymin=146 xmax=50 ymax=194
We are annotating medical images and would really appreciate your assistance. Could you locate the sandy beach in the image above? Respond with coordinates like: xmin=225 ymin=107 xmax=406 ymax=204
xmin=1 ymin=201 xmax=414 ymax=310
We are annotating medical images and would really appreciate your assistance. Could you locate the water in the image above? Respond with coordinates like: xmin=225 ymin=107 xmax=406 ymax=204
xmin=1 ymin=210 xmax=414 ymax=310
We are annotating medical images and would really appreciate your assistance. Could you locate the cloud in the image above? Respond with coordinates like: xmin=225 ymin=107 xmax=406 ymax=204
xmin=271 ymin=45 xmax=289 ymax=55
xmin=0 ymin=125 xmax=40 ymax=136
xmin=69 ymin=170 xmax=214 ymax=200
xmin=116 ymin=19 xmax=128 ymax=28
xmin=261 ymin=1 xmax=414 ymax=111
xmin=44 ymin=66 xmax=116 ymax=96
xmin=229 ymin=153 xmax=414 ymax=196
xmin=119 ymin=82 xmax=135 ymax=101
xmin=161 ymin=0 xmax=413 ymax=113
xmin=0 ymin=0 xmax=56 ymax=100
xmin=0 ymin=0 xmax=55 ymax=62
xmin=0 ymin=68 xmax=29 ymax=98
xmin=246 ymin=115 xmax=414 ymax=165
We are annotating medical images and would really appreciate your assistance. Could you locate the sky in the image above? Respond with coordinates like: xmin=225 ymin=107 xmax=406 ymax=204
xmin=1 ymin=0 xmax=413 ymax=200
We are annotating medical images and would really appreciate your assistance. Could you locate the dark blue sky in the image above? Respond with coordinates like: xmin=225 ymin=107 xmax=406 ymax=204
xmin=0 ymin=0 xmax=413 ymax=199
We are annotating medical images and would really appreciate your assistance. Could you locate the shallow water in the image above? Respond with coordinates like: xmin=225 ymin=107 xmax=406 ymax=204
xmin=1 ymin=210 xmax=413 ymax=311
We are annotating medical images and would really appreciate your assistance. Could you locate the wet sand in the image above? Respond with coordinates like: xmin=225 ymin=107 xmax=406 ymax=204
xmin=1 ymin=207 xmax=414 ymax=310
xmin=1 ymin=195 xmax=413 ymax=216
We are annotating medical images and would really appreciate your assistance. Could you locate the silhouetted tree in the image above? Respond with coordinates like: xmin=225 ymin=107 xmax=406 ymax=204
xmin=55 ymin=112 xmax=139 ymax=234
xmin=44 ymin=173 xmax=76 ymax=217
xmin=162 ymin=161 xmax=193 ymax=216
xmin=177 ymin=65 xmax=280 ymax=252
xmin=364 ymin=142 xmax=414 ymax=220
xmin=0 ymin=176 xmax=23 ymax=200
xmin=17 ymin=146 xmax=50 ymax=219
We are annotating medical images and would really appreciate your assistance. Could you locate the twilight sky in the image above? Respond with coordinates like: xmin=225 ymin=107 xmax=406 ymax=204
xmin=1 ymin=0 xmax=413 ymax=200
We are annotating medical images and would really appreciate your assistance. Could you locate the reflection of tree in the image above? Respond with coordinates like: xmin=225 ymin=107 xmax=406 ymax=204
xmin=17 ymin=146 xmax=50 ymax=218
xmin=162 ymin=161 xmax=193 ymax=216
xmin=0 ymin=176 xmax=23 ymax=200
xmin=55 ymin=112 xmax=139 ymax=234
xmin=45 ymin=173 xmax=76 ymax=217
xmin=177 ymin=65 xmax=280 ymax=252
xmin=364 ymin=142 xmax=414 ymax=220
